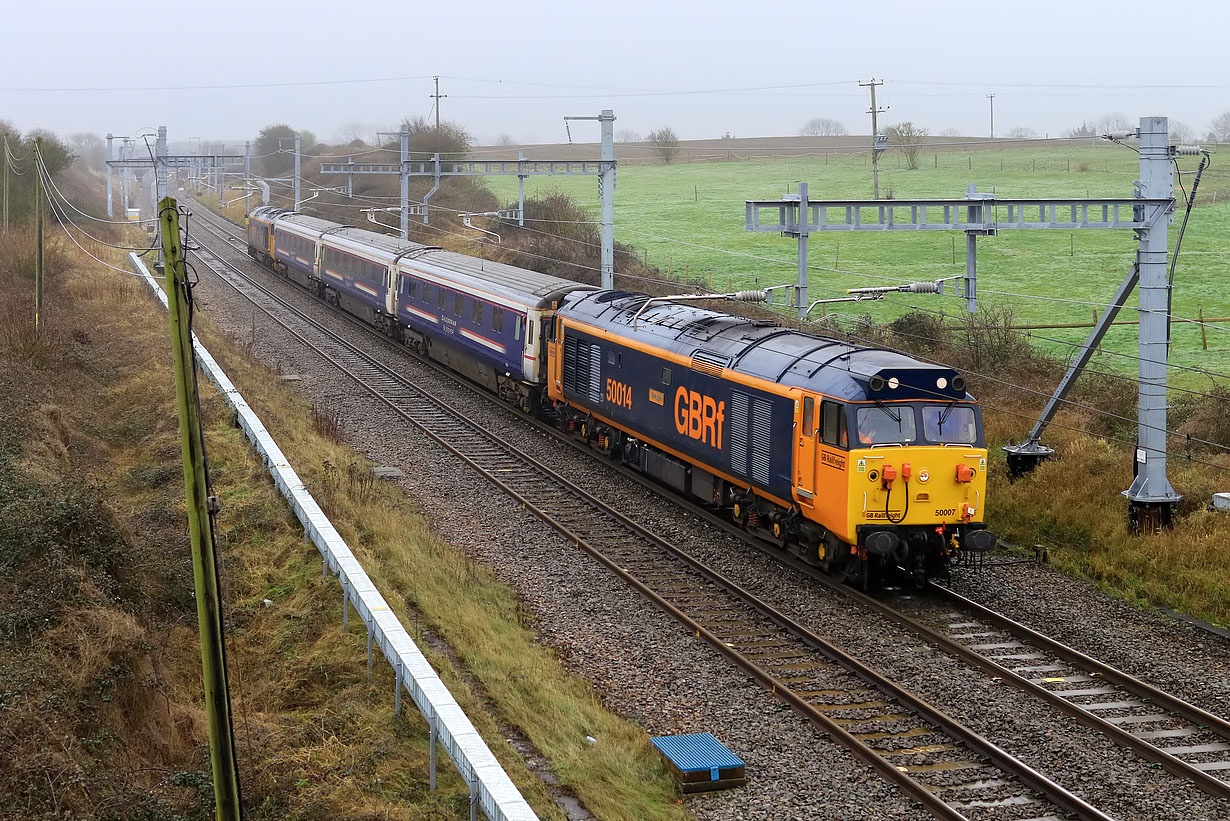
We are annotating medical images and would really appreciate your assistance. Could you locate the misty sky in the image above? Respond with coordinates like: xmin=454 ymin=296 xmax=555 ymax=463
xmin=6 ymin=0 xmax=1229 ymax=148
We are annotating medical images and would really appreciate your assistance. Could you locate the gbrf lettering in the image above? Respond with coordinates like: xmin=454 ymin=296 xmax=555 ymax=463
xmin=674 ymin=386 xmax=725 ymax=450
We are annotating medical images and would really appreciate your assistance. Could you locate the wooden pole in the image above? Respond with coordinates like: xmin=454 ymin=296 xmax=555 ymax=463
xmin=1200 ymin=305 xmax=1208 ymax=350
xmin=35 ymin=138 xmax=43 ymax=329
xmin=3 ymin=137 xmax=9 ymax=231
xmin=159 ymin=197 xmax=244 ymax=821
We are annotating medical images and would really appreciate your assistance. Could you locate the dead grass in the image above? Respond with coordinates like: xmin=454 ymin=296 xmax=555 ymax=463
xmin=0 ymin=221 xmax=687 ymax=819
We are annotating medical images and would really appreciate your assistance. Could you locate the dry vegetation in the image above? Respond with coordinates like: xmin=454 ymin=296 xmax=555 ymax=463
xmin=0 ymin=210 xmax=688 ymax=817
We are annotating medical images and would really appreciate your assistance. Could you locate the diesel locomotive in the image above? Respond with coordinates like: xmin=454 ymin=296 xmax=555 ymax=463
xmin=245 ymin=205 xmax=996 ymax=585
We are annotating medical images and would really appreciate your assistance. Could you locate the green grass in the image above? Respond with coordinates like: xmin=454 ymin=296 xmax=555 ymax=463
xmin=486 ymin=144 xmax=1230 ymax=387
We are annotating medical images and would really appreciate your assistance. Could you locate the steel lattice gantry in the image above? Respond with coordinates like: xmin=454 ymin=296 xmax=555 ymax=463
xmin=746 ymin=117 xmax=1183 ymax=530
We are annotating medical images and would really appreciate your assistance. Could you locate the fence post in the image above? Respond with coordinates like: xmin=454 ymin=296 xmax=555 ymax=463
xmin=394 ymin=660 xmax=402 ymax=714
xmin=430 ymin=713 xmax=438 ymax=790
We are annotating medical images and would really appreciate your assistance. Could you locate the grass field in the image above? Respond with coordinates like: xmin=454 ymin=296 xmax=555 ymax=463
xmin=486 ymin=144 xmax=1230 ymax=387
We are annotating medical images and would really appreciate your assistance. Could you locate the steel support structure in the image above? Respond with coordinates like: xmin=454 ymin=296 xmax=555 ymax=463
xmin=400 ymin=129 xmax=409 ymax=239
xmin=294 ymin=133 xmax=301 ymax=211
xmin=1004 ymin=263 xmax=1140 ymax=477
xmin=747 ymin=117 xmax=1182 ymax=528
xmin=1125 ymin=116 xmax=1181 ymax=530
xmin=321 ymin=109 xmax=618 ymax=287
xmin=106 ymin=133 xmax=114 ymax=218
xmin=244 ymin=141 xmax=251 ymax=216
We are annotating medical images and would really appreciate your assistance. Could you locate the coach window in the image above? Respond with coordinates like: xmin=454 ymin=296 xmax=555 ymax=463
xmin=492 ymin=306 xmax=504 ymax=332
xmin=514 ymin=316 xmax=523 ymax=341
xmin=472 ymin=300 xmax=484 ymax=325
xmin=802 ymin=397 xmax=815 ymax=437
xmin=821 ymin=401 xmax=848 ymax=449
xmin=421 ymin=282 xmax=429 ymax=303
xmin=454 ymin=294 xmax=463 ymax=317
xmin=437 ymin=287 xmax=446 ymax=309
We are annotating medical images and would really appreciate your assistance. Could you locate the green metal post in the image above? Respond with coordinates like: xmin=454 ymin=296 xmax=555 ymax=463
xmin=158 ymin=197 xmax=243 ymax=821
xmin=35 ymin=137 xmax=43 ymax=329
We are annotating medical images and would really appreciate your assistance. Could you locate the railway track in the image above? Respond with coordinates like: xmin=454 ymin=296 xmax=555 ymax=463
xmin=184 ymin=206 xmax=1112 ymax=820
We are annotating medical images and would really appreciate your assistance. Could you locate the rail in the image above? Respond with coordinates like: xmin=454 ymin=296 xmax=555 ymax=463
xmin=129 ymin=251 xmax=538 ymax=821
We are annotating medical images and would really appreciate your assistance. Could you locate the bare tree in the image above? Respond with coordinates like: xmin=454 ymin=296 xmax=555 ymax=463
xmin=799 ymin=117 xmax=848 ymax=137
xmin=1168 ymin=120 xmax=1194 ymax=144
xmin=1209 ymin=111 xmax=1230 ymax=142
xmin=496 ymin=134 xmax=517 ymax=146
xmin=333 ymin=121 xmax=369 ymax=146
xmin=884 ymin=122 xmax=929 ymax=170
xmin=647 ymin=126 xmax=681 ymax=164
xmin=1091 ymin=112 xmax=1131 ymax=134
xmin=68 ymin=132 xmax=105 ymax=170
xmin=615 ymin=128 xmax=642 ymax=143
xmin=1006 ymin=127 xmax=1038 ymax=140
xmin=398 ymin=115 xmax=472 ymax=157
xmin=939 ymin=128 xmax=961 ymax=138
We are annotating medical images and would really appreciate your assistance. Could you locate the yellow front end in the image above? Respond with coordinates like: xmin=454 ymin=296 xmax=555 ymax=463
xmin=844 ymin=446 xmax=988 ymax=544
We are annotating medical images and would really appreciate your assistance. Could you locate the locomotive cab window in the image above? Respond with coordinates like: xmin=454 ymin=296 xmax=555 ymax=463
xmin=660 ymin=368 xmax=671 ymax=386
xmin=922 ymin=405 xmax=978 ymax=445
xmin=856 ymin=405 xmax=916 ymax=446
xmin=514 ymin=316 xmax=523 ymax=340
xmin=821 ymin=401 xmax=847 ymax=448
xmin=802 ymin=397 xmax=815 ymax=437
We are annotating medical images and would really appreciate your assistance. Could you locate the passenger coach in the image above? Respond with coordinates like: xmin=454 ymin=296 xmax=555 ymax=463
xmin=246 ymin=206 xmax=592 ymax=410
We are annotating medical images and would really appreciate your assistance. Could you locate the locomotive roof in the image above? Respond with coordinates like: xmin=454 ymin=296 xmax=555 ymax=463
xmin=414 ymin=249 xmax=596 ymax=308
xmin=249 ymin=206 xmax=594 ymax=309
xmin=561 ymin=290 xmax=969 ymax=403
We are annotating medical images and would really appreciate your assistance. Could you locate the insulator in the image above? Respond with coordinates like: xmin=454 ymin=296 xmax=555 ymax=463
xmin=730 ymin=289 xmax=768 ymax=302
xmin=902 ymin=281 xmax=940 ymax=294
xmin=1173 ymin=145 xmax=1207 ymax=156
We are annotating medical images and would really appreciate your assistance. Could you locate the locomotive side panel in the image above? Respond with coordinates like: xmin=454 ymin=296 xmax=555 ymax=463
xmin=557 ymin=321 xmax=794 ymax=504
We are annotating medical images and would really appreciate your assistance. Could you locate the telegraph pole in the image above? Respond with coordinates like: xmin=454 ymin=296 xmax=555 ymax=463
xmin=860 ymin=78 xmax=887 ymax=199
xmin=158 ymin=197 xmax=244 ymax=821
xmin=431 ymin=76 xmax=447 ymax=132
xmin=35 ymin=137 xmax=43 ymax=329
xmin=3 ymin=136 xmax=9 ymax=231
xmin=986 ymin=94 xmax=996 ymax=138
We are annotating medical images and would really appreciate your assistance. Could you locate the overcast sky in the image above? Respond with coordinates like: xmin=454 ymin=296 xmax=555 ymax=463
xmin=6 ymin=0 xmax=1229 ymax=148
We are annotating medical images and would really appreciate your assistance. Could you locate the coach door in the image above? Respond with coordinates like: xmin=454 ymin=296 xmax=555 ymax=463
xmin=794 ymin=393 xmax=817 ymax=506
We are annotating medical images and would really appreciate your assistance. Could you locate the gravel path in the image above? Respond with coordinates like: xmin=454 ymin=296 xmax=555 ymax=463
xmin=185 ymin=216 xmax=1230 ymax=820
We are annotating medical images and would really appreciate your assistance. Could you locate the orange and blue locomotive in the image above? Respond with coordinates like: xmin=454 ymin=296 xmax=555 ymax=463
xmin=548 ymin=291 xmax=996 ymax=584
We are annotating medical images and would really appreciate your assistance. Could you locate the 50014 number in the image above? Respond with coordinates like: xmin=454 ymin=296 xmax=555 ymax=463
xmin=606 ymin=378 xmax=632 ymax=409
